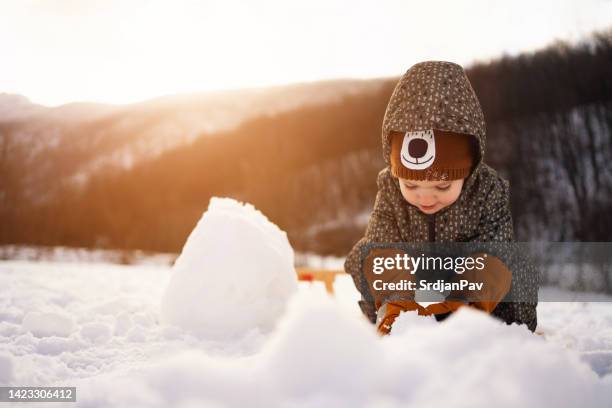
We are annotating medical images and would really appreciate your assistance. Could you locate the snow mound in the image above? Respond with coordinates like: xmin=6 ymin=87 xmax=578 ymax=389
xmin=160 ymin=197 xmax=298 ymax=340
xmin=78 ymin=293 xmax=612 ymax=407
xmin=261 ymin=290 xmax=383 ymax=399
xmin=386 ymin=307 xmax=612 ymax=407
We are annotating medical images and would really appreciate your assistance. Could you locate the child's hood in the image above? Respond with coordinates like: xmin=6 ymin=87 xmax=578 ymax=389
xmin=381 ymin=61 xmax=486 ymax=192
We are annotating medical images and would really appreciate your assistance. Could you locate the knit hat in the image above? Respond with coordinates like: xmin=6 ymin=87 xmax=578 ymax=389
xmin=381 ymin=61 xmax=487 ymax=188
xmin=390 ymin=128 xmax=476 ymax=180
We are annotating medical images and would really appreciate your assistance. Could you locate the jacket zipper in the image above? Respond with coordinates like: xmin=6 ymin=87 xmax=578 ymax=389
xmin=428 ymin=214 xmax=436 ymax=242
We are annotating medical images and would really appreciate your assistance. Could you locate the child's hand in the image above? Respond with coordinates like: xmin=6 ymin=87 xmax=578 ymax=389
xmin=376 ymin=300 xmax=429 ymax=335
xmin=423 ymin=300 xmax=467 ymax=316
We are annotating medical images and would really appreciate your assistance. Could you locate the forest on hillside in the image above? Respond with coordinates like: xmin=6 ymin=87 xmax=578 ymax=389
xmin=1 ymin=28 xmax=611 ymax=256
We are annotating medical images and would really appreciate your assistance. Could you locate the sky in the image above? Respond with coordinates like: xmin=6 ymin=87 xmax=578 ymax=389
xmin=1 ymin=0 xmax=612 ymax=106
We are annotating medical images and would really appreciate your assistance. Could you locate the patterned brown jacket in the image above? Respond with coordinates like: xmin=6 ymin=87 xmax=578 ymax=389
xmin=344 ymin=61 xmax=538 ymax=332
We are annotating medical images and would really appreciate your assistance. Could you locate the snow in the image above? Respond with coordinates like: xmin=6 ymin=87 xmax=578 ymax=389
xmin=0 ymin=352 xmax=13 ymax=383
xmin=2 ymin=260 xmax=612 ymax=406
xmin=160 ymin=197 xmax=298 ymax=340
xmin=79 ymin=322 xmax=113 ymax=344
xmin=0 ymin=245 xmax=177 ymax=266
xmin=1 ymin=198 xmax=612 ymax=406
xmin=21 ymin=311 xmax=75 ymax=338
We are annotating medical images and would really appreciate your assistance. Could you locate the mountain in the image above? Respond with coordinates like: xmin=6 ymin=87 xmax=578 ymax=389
xmin=0 ymin=79 xmax=388 ymax=202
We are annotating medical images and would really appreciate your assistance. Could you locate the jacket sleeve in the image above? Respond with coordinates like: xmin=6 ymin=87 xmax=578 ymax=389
xmin=471 ymin=176 xmax=515 ymax=242
xmin=469 ymin=175 xmax=539 ymax=332
xmin=344 ymin=169 xmax=403 ymax=323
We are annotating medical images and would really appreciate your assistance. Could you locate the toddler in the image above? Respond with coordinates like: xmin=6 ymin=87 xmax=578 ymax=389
xmin=344 ymin=61 xmax=538 ymax=334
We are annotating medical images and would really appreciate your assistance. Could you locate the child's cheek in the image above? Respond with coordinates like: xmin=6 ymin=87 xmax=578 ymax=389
xmin=402 ymin=190 xmax=418 ymax=205
xmin=441 ymin=189 xmax=461 ymax=206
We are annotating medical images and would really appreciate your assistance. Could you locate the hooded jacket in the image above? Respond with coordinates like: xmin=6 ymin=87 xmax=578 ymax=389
xmin=344 ymin=61 xmax=538 ymax=332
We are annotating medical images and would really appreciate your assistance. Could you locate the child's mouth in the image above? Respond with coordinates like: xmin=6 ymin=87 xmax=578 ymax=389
xmin=419 ymin=204 xmax=437 ymax=211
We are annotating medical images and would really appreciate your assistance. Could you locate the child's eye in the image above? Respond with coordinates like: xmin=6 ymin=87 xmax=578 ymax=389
xmin=403 ymin=184 xmax=417 ymax=190
xmin=436 ymin=185 xmax=451 ymax=191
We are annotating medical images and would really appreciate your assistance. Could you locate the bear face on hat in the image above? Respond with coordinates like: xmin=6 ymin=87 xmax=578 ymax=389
xmin=399 ymin=129 xmax=436 ymax=170
xmin=390 ymin=129 xmax=477 ymax=181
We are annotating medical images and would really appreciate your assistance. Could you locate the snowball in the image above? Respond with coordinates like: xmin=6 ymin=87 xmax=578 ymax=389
xmin=160 ymin=197 xmax=298 ymax=340
xmin=22 ymin=311 xmax=75 ymax=337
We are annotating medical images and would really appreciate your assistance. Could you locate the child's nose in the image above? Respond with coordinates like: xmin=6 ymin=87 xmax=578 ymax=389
xmin=417 ymin=191 xmax=436 ymax=203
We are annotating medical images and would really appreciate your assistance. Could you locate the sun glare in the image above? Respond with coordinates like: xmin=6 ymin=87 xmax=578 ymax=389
xmin=2 ymin=0 xmax=611 ymax=106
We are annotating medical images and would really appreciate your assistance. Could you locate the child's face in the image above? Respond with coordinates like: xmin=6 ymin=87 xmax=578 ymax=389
xmin=398 ymin=177 xmax=465 ymax=214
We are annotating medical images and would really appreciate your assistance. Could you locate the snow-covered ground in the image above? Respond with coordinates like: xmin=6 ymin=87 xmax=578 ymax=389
xmin=2 ymin=261 xmax=611 ymax=407
xmin=1 ymin=198 xmax=612 ymax=407
xmin=0 ymin=245 xmax=177 ymax=267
